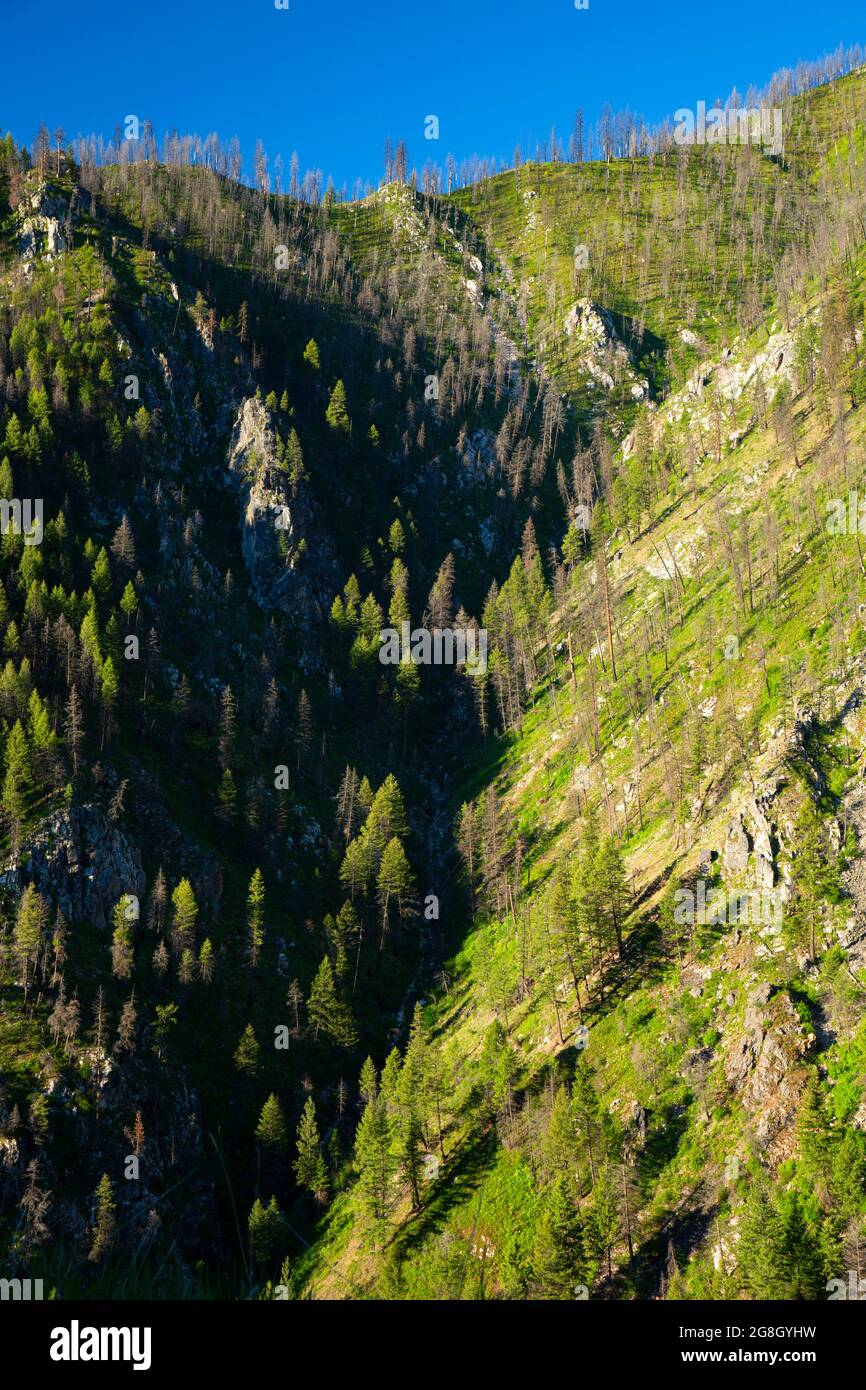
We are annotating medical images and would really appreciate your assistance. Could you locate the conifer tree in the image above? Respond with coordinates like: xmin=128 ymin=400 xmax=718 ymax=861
xmin=248 ymin=1195 xmax=284 ymax=1268
xmin=541 ymin=1084 xmax=577 ymax=1179
xmin=294 ymin=689 xmax=313 ymax=772
xmin=3 ymin=717 xmax=30 ymax=849
xmin=597 ymin=836 xmax=628 ymax=958
xmin=247 ymin=867 xmax=266 ymax=968
xmin=359 ymin=1056 xmax=378 ymax=1106
xmin=216 ymin=766 xmax=237 ymax=821
xmin=571 ymin=1059 xmax=602 ymax=1187
xmin=307 ymin=956 xmax=357 ymax=1047
xmin=234 ymin=1023 xmax=261 ymax=1076
xmin=14 ymin=885 xmax=47 ymax=998
xmin=256 ymin=1093 xmax=288 ymax=1153
xmin=325 ymin=379 xmax=351 ymax=433
xmin=294 ymin=1096 xmax=329 ymax=1202
xmin=533 ymin=1174 xmax=585 ymax=1297
xmin=376 ymin=837 xmax=415 ymax=947
xmin=111 ymin=916 xmax=134 ymax=980
xmin=198 ymin=938 xmax=215 ymax=983
xmin=89 ymin=1173 xmax=116 ymax=1262
xmin=354 ymin=1097 xmax=393 ymax=1228
xmin=586 ymin=1163 xmax=620 ymax=1279
xmin=170 ymin=878 xmax=198 ymax=951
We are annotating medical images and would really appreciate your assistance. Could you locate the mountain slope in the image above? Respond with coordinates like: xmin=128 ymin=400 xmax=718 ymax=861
xmin=1 ymin=57 xmax=866 ymax=1303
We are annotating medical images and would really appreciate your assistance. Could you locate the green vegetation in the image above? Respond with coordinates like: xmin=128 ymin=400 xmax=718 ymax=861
xmin=3 ymin=55 xmax=866 ymax=1303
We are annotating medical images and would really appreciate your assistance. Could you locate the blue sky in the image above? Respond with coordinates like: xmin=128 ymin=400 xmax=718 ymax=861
xmin=2 ymin=0 xmax=863 ymax=191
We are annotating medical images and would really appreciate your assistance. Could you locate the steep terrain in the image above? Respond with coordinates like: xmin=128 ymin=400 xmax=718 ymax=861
xmin=2 ymin=53 xmax=866 ymax=1302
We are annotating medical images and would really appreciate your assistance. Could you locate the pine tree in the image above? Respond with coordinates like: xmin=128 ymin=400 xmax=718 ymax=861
xmin=734 ymin=1183 xmax=826 ymax=1299
xmin=294 ymin=689 xmax=313 ymax=772
xmin=152 ymin=941 xmax=169 ymax=978
xmin=597 ymin=836 xmax=628 ymax=958
xmin=115 ymin=996 xmax=137 ymax=1052
xmin=65 ymin=685 xmax=84 ymax=778
xmin=307 ymin=956 xmax=357 ymax=1047
xmin=3 ymin=717 xmax=30 ymax=848
xmin=286 ymin=978 xmax=304 ymax=1035
xmin=775 ymin=1191 xmax=825 ymax=1299
xmin=571 ymin=1059 xmax=602 ymax=1187
xmin=426 ymin=553 xmax=455 ymax=629
xmin=325 ymin=379 xmax=351 ymax=433
xmin=89 ymin=1173 xmax=116 ymax=1262
xmin=367 ymin=773 xmax=408 ymax=847
xmin=217 ymin=685 xmax=237 ymax=768
xmin=533 ymin=1174 xmax=585 ymax=1297
xmin=830 ymin=1130 xmax=866 ymax=1218
xmin=146 ymin=867 xmax=168 ymax=933
xmin=376 ymin=837 xmax=415 ymax=947
xmin=170 ymin=878 xmax=198 ymax=950
xmin=294 ymin=1096 xmax=329 ymax=1202
xmin=234 ymin=1023 xmax=261 ymax=1076
xmin=339 ymin=835 xmax=373 ymax=901
xmin=198 ymin=938 xmax=215 ymax=983
xmin=359 ymin=1056 xmax=378 ymax=1106
xmin=379 ymin=1046 xmax=403 ymax=1111
xmin=247 ymin=867 xmax=266 ymax=968
xmin=91 ymin=546 xmax=112 ymax=597
xmin=541 ymin=1084 xmax=577 ymax=1179
xmin=797 ymin=1076 xmax=833 ymax=1175
xmin=111 ymin=916 xmax=134 ymax=980
xmin=335 ymin=764 xmax=360 ymax=842
xmin=256 ymin=1093 xmax=288 ymax=1153
xmin=14 ymin=885 xmax=47 ymax=998
xmin=586 ymin=1163 xmax=620 ymax=1279
xmin=28 ymin=689 xmax=55 ymax=790
xmin=395 ymin=1050 xmax=424 ymax=1212
xmin=216 ymin=766 xmax=237 ymax=821
xmin=354 ymin=1097 xmax=393 ymax=1228
xmin=110 ymin=514 xmax=136 ymax=569
xmin=248 ymin=1195 xmax=283 ymax=1267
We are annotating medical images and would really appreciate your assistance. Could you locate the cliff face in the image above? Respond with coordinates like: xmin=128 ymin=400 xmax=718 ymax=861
xmin=16 ymin=180 xmax=72 ymax=270
xmin=1 ymin=803 xmax=145 ymax=930
xmin=225 ymin=396 xmax=337 ymax=641
xmin=725 ymin=982 xmax=814 ymax=1161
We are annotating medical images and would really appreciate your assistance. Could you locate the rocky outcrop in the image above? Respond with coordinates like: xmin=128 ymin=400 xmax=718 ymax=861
xmin=17 ymin=182 xmax=72 ymax=271
xmin=564 ymin=300 xmax=649 ymax=399
xmin=225 ymin=396 xmax=337 ymax=633
xmin=721 ymin=797 xmax=778 ymax=893
xmin=624 ymin=1099 xmax=648 ymax=1152
xmin=0 ymin=802 xmax=145 ymax=928
xmin=723 ymin=813 xmax=751 ymax=876
xmin=750 ymin=801 xmax=776 ymax=891
xmin=724 ymin=983 xmax=814 ymax=1160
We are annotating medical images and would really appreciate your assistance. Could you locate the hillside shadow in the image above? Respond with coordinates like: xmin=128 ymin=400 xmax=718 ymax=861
xmin=391 ymin=1127 xmax=498 ymax=1258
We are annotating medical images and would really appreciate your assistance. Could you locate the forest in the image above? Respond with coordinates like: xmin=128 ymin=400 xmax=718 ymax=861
xmin=1 ymin=40 xmax=866 ymax=1310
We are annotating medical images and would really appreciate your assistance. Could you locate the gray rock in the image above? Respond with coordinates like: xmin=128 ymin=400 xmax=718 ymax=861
xmin=724 ymin=983 xmax=812 ymax=1157
xmin=1 ymin=802 xmax=145 ymax=928
xmin=723 ymin=813 xmax=750 ymax=876
xmin=17 ymin=183 xmax=71 ymax=268
xmin=225 ymin=396 xmax=337 ymax=637
xmin=625 ymin=1099 xmax=648 ymax=1150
